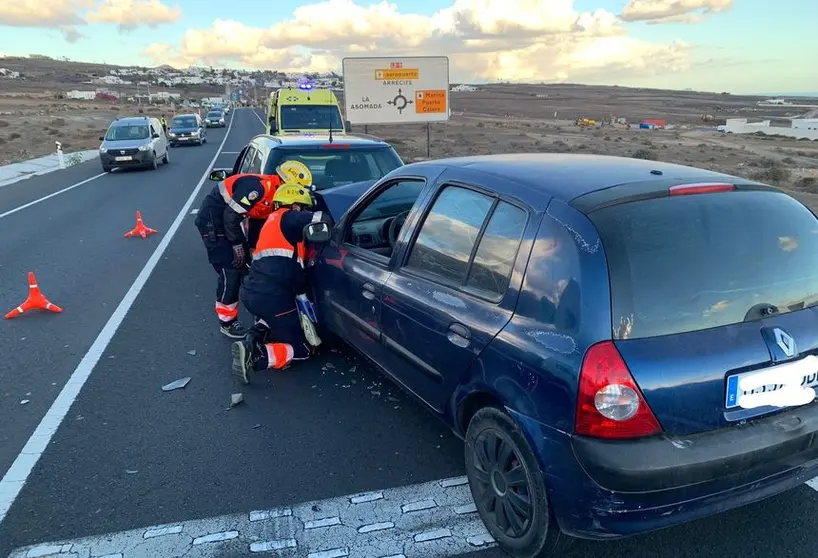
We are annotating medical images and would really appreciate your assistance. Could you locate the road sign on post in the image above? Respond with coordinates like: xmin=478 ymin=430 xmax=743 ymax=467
xmin=342 ymin=56 xmax=450 ymax=126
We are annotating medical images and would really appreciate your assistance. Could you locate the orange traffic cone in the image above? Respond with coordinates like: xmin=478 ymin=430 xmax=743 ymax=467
xmin=124 ymin=210 xmax=158 ymax=239
xmin=4 ymin=272 xmax=63 ymax=319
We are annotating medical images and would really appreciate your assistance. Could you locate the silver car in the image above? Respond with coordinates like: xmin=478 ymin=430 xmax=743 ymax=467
xmin=99 ymin=116 xmax=170 ymax=172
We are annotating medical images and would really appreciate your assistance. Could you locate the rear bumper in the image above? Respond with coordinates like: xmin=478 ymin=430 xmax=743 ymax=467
xmin=169 ymin=134 xmax=201 ymax=144
xmin=510 ymin=404 xmax=818 ymax=540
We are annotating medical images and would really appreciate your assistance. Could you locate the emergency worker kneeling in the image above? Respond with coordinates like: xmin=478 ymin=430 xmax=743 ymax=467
xmin=231 ymin=184 xmax=332 ymax=383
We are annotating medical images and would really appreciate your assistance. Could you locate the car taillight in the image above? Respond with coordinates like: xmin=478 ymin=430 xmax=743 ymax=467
xmin=575 ymin=341 xmax=662 ymax=439
xmin=669 ymin=183 xmax=735 ymax=196
xmin=321 ymin=144 xmax=350 ymax=149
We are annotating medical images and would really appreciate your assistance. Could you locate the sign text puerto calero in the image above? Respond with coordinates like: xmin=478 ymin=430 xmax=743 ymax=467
xmin=342 ymin=56 xmax=450 ymax=125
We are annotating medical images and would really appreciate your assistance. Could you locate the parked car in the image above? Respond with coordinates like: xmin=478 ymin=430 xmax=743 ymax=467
xmin=302 ymin=153 xmax=818 ymax=557
xmin=204 ymin=110 xmax=226 ymax=128
xmin=208 ymin=133 xmax=404 ymax=192
xmin=168 ymin=113 xmax=206 ymax=147
xmin=98 ymin=116 xmax=169 ymax=172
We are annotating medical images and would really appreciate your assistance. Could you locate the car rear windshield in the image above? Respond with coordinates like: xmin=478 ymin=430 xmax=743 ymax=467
xmin=279 ymin=105 xmax=344 ymax=131
xmin=105 ymin=124 xmax=149 ymax=141
xmin=172 ymin=117 xmax=197 ymax=127
xmin=589 ymin=190 xmax=818 ymax=340
xmin=264 ymin=146 xmax=403 ymax=191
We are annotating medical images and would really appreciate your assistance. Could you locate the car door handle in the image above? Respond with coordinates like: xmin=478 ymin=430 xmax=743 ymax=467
xmin=447 ymin=323 xmax=471 ymax=348
xmin=362 ymin=282 xmax=376 ymax=300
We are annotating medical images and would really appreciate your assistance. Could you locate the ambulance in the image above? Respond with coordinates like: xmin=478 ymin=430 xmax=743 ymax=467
xmin=265 ymin=83 xmax=349 ymax=136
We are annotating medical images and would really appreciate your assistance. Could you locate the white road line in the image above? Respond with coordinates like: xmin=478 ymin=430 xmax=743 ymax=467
xmin=0 ymin=108 xmax=242 ymax=525
xmin=0 ymin=173 xmax=106 ymax=220
xmin=220 ymin=151 xmax=241 ymax=154
xmin=250 ymin=108 xmax=266 ymax=127
xmin=8 ymin=475 xmax=497 ymax=558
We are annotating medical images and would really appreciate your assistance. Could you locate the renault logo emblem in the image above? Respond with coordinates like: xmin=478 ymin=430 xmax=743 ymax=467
xmin=773 ymin=328 xmax=796 ymax=357
xmin=120 ymin=150 xmax=125 ymax=155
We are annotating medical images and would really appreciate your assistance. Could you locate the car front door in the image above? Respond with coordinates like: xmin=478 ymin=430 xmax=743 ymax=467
xmin=378 ymin=181 xmax=531 ymax=413
xmin=310 ymin=178 xmax=428 ymax=362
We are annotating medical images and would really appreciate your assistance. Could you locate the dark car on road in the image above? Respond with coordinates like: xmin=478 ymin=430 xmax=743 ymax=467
xmin=204 ymin=110 xmax=226 ymax=128
xmin=209 ymin=133 xmax=404 ymax=192
xmin=168 ymin=113 xmax=206 ymax=147
xmin=302 ymin=153 xmax=818 ymax=557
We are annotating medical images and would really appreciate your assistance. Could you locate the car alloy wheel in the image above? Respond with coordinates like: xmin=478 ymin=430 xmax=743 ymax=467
xmin=465 ymin=407 xmax=570 ymax=558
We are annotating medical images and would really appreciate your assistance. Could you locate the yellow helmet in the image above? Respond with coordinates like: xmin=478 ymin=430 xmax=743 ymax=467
xmin=273 ymin=184 xmax=313 ymax=207
xmin=276 ymin=160 xmax=312 ymax=188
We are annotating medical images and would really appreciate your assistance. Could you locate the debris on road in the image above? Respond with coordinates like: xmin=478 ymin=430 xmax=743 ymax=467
xmin=161 ymin=377 xmax=191 ymax=392
xmin=20 ymin=399 xmax=29 ymax=405
xmin=125 ymin=470 xmax=138 ymax=474
xmin=230 ymin=393 xmax=244 ymax=407
xmin=187 ymin=349 xmax=197 ymax=356
xmin=252 ymin=424 xmax=262 ymax=429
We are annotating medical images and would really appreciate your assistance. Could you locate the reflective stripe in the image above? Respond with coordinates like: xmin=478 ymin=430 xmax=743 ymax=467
xmin=219 ymin=181 xmax=247 ymax=215
xmin=215 ymin=301 xmax=239 ymax=322
xmin=310 ymin=211 xmax=323 ymax=223
xmin=265 ymin=343 xmax=294 ymax=369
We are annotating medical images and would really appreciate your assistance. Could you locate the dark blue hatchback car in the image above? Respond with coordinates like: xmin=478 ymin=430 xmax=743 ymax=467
xmin=304 ymin=153 xmax=818 ymax=557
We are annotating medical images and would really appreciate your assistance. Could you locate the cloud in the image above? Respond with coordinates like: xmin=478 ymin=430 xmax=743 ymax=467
xmin=0 ymin=0 xmax=93 ymax=27
xmin=85 ymin=0 xmax=182 ymax=30
xmin=620 ymin=0 xmax=734 ymax=24
xmin=144 ymin=0 xmax=694 ymax=83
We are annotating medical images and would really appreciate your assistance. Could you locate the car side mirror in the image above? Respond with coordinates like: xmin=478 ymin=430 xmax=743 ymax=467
xmin=303 ymin=222 xmax=331 ymax=244
xmin=345 ymin=120 xmax=352 ymax=131
xmin=152 ymin=133 xmax=160 ymax=139
xmin=209 ymin=169 xmax=229 ymax=181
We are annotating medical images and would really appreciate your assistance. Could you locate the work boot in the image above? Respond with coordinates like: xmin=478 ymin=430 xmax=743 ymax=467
xmin=220 ymin=320 xmax=247 ymax=339
xmin=231 ymin=339 xmax=266 ymax=384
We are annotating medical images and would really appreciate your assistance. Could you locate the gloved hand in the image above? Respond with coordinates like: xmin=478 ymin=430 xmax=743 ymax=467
xmin=232 ymin=244 xmax=246 ymax=268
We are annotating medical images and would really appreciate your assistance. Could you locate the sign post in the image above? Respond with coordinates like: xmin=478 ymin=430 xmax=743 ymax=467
xmin=342 ymin=56 xmax=450 ymax=158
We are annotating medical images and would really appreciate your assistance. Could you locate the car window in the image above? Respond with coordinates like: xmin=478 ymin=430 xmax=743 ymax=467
xmin=105 ymin=124 xmax=149 ymax=141
xmin=279 ymin=105 xmax=344 ymax=131
xmin=239 ymin=147 xmax=258 ymax=174
xmin=343 ymin=179 xmax=426 ymax=256
xmin=405 ymin=186 xmax=494 ymax=285
xmin=150 ymin=124 xmax=158 ymax=136
xmin=466 ymin=201 xmax=527 ymax=296
xmin=247 ymin=149 xmax=264 ymax=174
xmin=589 ymin=190 xmax=818 ymax=340
xmin=264 ymin=147 xmax=403 ymax=191
xmin=172 ymin=116 xmax=197 ymax=127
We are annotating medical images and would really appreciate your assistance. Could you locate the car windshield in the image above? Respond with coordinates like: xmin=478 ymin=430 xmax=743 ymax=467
xmin=279 ymin=105 xmax=344 ymax=131
xmin=172 ymin=116 xmax=197 ymax=127
xmin=264 ymin=146 xmax=403 ymax=191
xmin=589 ymin=190 xmax=818 ymax=340
xmin=207 ymin=112 xmax=222 ymax=118
xmin=105 ymin=124 xmax=149 ymax=141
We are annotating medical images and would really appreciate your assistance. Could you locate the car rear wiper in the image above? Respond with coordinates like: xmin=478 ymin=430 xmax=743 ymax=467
xmin=743 ymin=303 xmax=780 ymax=322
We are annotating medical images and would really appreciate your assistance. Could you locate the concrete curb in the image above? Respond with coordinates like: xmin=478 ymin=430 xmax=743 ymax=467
xmin=0 ymin=150 xmax=99 ymax=188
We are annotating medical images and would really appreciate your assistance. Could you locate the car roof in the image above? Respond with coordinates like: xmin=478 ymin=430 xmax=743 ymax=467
xmin=111 ymin=116 xmax=152 ymax=126
xmin=173 ymin=113 xmax=198 ymax=118
xmin=254 ymin=133 xmax=392 ymax=148
xmin=403 ymin=153 xmax=759 ymax=204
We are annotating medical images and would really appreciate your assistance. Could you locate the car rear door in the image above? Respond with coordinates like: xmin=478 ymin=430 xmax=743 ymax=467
xmin=378 ymin=178 xmax=530 ymax=413
xmin=586 ymin=187 xmax=818 ymax=436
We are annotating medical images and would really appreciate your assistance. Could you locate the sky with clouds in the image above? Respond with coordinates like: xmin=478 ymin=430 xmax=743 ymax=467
xmin=0 ymin=0 xmax=815 ymax=94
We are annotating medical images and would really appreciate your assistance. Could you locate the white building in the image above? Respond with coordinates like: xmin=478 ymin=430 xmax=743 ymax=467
xmin=723 ymin=118 xmax=818 ymax=140
xmin=66 ymin=90 xmax=96 ymax=100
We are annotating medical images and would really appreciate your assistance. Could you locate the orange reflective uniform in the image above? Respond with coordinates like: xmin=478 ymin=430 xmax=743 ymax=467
xmin=252 ymin=207 xmax=307 ymax=268
xmin=217 ymin=173 xmax=282 ymax=220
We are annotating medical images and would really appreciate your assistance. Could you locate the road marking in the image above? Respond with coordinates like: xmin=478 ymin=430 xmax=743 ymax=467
xmin=220 ymin=151 xmax=240 ymax=154
xmin=250 ymin=108 xmax=266 ymax=127
xmin=0 ymin=108 xmax=241 ymax=524
xmin=189 ymin=208 xmax=199 ymax=215
xmin=0 ymin=173 xmax=106 ymax=220
xmin=8 ymin=475 xmax=496 ymax=558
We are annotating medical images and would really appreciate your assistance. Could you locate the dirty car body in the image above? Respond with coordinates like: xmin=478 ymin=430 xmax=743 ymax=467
xmin=305 ymin=153 xmax=818 ymax=556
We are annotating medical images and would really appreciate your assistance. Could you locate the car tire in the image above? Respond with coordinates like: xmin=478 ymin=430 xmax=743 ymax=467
xmin=102 ymin=164 xmax=112 ymax=173
xmin=162 ymin=149 xmax=170 ymax=164
xmin=464 ymin=406 xmax=572 ymax=558
xmin=150 ymin=153 xmax=158 ymax=170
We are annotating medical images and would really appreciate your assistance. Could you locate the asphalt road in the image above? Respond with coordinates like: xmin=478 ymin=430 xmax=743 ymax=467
xmin=2 ymin=107 xmax=818 ymax=557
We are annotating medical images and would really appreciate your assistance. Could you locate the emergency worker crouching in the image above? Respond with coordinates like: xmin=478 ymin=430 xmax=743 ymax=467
xmin=194 ymin=163 xmax=308 ymax=338
xmin=231 ymin=183 xmax=332 ymax=384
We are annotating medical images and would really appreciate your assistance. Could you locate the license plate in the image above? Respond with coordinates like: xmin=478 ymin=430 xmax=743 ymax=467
xmin=115 ymin=156 xmax=132 ymax=161
xmin=725 ymin=355 xmax=818 ymax=409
